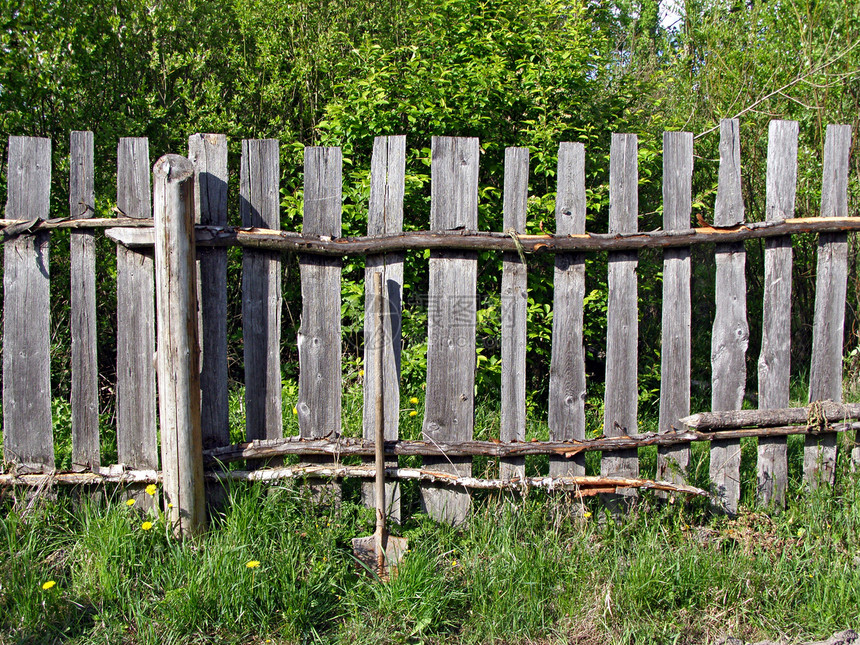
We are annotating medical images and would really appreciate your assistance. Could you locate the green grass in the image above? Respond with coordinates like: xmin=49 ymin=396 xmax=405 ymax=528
xmin=2 ymin=465 xmax=860 ymax=645
xmin=3 ymin=378 xmax=860 ymax=644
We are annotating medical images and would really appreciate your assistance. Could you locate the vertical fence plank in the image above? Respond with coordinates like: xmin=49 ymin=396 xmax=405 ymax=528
xmin=240 ymin=139 xmax=283 ymax=442
xmin=806 ymin=124 xmax=853 ymax=487
xmin=2 ymin=136 xmax=53 ymax=473
xmin=153 ymin=154 xmax=206 ymax=536
xmin=710 ymin=119 xmax=748 ymax=515
xmin=757 ymin=120 xmax=798 ymax=507
xmin=299 ymin=147 xmax=342 ymax=439
xmin=548 ymin=143 xmax=587 ymax=477
xmin=70 ymin=131 xmax=99 ymax=471
xmin=363 ymin=136 xmax=405 ymax=520
xmin=657 ymin=132 xmax=693 ymax=485
xmin=422 ymin=136 xmax=479 ymax=525
xmin=500 ymin=147 xmax=529 ymax=479
xmin=116 ymin=138 xmax=158 ymax=497
xmin=602 ymin=134 xmax=640 ymax=484
xmin=189 ymin=134 xmax=229 ymax=449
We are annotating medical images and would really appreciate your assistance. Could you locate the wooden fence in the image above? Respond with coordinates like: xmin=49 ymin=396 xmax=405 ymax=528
xmin=1 ymin=120 xmax=858 ymax=535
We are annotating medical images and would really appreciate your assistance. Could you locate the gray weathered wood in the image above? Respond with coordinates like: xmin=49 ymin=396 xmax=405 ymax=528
xmin=189 ymin=133 xmax=229 ymax=450
xmin=710 ymin=119 xmax=748 ymax=515
xmin=657 ymin=132 xmax=693 ymax=485
xmin=153 ymin=154 xmax=206 ymax=536
xmin=806 ymin=124 xmax=853 ymax=487
xmin=421 ymin=136 xmax=479 ymax=524
xmin=362 ymin=136 xmax=405 ymax=520
xmin=298 ymin=147 xmax=342 ymax=439
xmin=681 ymin=401 xmax=860 ymax=430
xmin=500 ymin=147 xmax=529 ymax=479
xmin=116 ymin=138 xmax=158 ymax=494
xmin=70 ymin=131 xmax=99 ymax=471
xmin=241 ymin=139 xmax=283 ymax=442
xmin=2 ymin=137 xmax=53 ymax=473
xmin=548 ymin=143 xmax=587 ymax=477
xmin=757 ymin=120 xmax=798 ymax=507
xmin=603 ymin=134 xmax=639 ymax=482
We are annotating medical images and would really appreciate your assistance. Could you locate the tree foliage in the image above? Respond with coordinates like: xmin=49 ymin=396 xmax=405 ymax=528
xmin=0 ymin=0 xmax=857 ymax=411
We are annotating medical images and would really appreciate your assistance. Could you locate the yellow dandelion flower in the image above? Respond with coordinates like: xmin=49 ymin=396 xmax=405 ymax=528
xmin=409 ymin=397 xmax=419 ymax=404
xmin=359 ymin=369 xmax=364 ymax=377
xmin=582 ymin=511 xmax=592 ymax=519
xmin=167 ymin=503 xmax=173 ymax=509
xmin=293 ymin=406 xmax=298 ymax=415
xmin=246 ymin=560 xmax=261 ymax=569
xmin=41 ymin=580 xmax=56 ymax=591
xmin=145 ymin=484 xmax=157 ymax=496
xmin=409 ymin=410 xmax=418 ymax=417
xmin=141 ymin=521 xmax=153 ymax=531
xmin=451 ymin=559 xmax=457 ymax=567
xmin=126 ymin=499 xmax=136 ymax=507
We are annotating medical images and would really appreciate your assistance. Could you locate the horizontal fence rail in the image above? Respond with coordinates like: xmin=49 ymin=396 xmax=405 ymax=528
xmin=1 ymin=120 xmax=857 ymax=532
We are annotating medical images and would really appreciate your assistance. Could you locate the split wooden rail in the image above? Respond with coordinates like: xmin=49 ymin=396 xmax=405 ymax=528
xmin=1 ymin=120 xmax=857 ymax=535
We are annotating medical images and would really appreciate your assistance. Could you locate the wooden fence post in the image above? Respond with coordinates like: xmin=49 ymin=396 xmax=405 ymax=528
xmin=422 ymin=136 xmax=479 ymax=525
xmin=603 ymin=134 xmax=640 ymax=486
xmin=70 ymin=131 xmax=100 ymax=471
xmin=363 ymin=136 xmax=405 ymax=520
xmin=2 ymin=136 xmax=53 ymax=473
xmin=549 ymin=142 xmax=587 ymax=477
xmin=757 ymin=120 xmax=798 ymax=508
xmin=657 ymin=131 xmax=693 ymax=486
xmin=153 ymin=154 xmax=206 ymax=537
xmin=806 ymin=124 xmax=853 ymax=487
xmin=500 ymin=147 xmax=529 ymax=479
xmin=116 ymin=137 xmax=158 ymax=509
xmin=710 ymin=118 xmax=748 ymax=515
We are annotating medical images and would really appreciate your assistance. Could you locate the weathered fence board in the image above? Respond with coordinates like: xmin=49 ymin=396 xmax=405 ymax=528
xmin=189 ymin=133 xmax=229 ymax=449
xmin=153 ymin=154 xmax=206 ymax=536
xmin=548 ymin=142 xmax=587 ymax=477
xmin=806 ymin=124 xmax=853 ymax=487
xmin=657 ymin=132 xmax=693 ymax=485
xmin=362 ymin=136 xmax=405 ymax=520
xmin=70 ymin=131 xmax=99 ymax=471
xmin=422 ymin=136 xmax=479 ymax=524
xmin=116 ymin=138 xmax=158 ymax=493
xmin=299 ymin=147 xmax=342 ymax=439
xmin=500 ymin=147 xmax=529 ymax=479
xmin=2 ymin=137 xmax=53 ymax=473
xmin=710 ymin=119 xmax=748 ymax=515
xmin=757 ymin=120 xmax=798 ymax=507
xmin=603 ymin=134 xmax=639 ymax=483
xmin=241 ymin=139 xmax=283 ymax=442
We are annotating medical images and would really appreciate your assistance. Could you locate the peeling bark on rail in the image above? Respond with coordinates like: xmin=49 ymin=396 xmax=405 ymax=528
xmin=200 ymin=421 xmax=860 ymax=464
xmin=0 ymin=466 xmax=709 ymax=499
xmin=5 ymin=215 xmax=856 ymax=252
